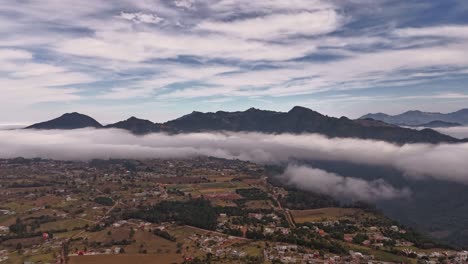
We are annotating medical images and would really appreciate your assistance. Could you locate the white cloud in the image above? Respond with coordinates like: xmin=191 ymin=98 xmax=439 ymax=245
xmin=56 ymin=30 xmax=317 ymax=62
xmin=119 ymin=12 xmax=164 ymax=24
xmin=0 ymin=49 xmax=33 ymax=61
xmin=1 ymin=129 xmax=468 ymax=185
xmin=428 ymin=126 xmax=468 ymax=140
xmin=1 ymin=0 xmax=468 ymax=118
xmin=282 ymin=165 xmax=410 ymax=201
xmin=209 ymin=0 xmax=335 ymax=13
xmin=174 ymin=0 xmax=195 ymax=9
xmin=394 ymin=25 xmax=468 ymax=39
xmin=197 ymin=10 xmax=342 ymax=39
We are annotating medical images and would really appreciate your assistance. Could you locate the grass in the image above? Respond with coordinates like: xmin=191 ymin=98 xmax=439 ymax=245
xmin=345 ymin=242 xmax=417 ymax=264
xmin=125 ymin=230 xmax=177 ymax=255
xmin=69 ymin=254 xmax=182 ymax=264
xmin=291 ymin=207 xmax=365 ymax=223
xmin=244 ymin=200 xmax=273 ymax=210
xmin=39 ymin=218 xmax=89 ymax=232
xmin=25 ymin=252 xmax=56 ymax=263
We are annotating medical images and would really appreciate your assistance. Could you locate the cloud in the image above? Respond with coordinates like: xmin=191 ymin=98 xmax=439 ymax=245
xmin=394 ymin=25 xmax=468 ymax=39
xmin=0 ymin=48 xmax=92 ymax=107
xmin=56 ymin=30 xmax=317 ymax=62
xmin=1 ymin=129 xmax=468 ymax=186
xmin=197 ymin=10 xmax=342 ymax=39
xmin=431 ymin=126 xmax=468 ymax=140
xmin=281 ymin=165 xmax=410 ymax=201
xmin=119 ymin=12 xmax=164 ymax=24
xmin=209 ymin=0 xmax=334 ymax=14
xmin=174 ymin=0 xmax=195 ymax=9
xmin=0 ymin=49 xmax=33 ymax=61
xmin=1 ymin=0 xmax=468 ymax=122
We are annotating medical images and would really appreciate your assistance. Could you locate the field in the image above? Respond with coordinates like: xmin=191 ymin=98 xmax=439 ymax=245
xmin=125 ymin=229 xmax=178 ymax=255
xmin=345 ymin=242 xmax=417 ymax=264
xmin=291 ymin=207 xmax=365 ymax=223
xmin=69 ymin=254 xmax=182 ymax=264
xmin=244 ymin=200 xmax=273 ymax=210
xmin=39 ymin=218 xmax=89 ymax=232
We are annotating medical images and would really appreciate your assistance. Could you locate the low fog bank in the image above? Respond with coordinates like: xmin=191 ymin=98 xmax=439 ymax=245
xmin=433 ymin=126 xmax=468 ymax=140
xmin=406 ymin=125 xmax=468 ymax=140
xmin=1 ymin=128 xmax=468 ymax=201
xmin=281 ymin=165 xmax=411 ymax=202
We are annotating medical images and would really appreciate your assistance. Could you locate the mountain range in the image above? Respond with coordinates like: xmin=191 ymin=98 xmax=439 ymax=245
xmin=361 ymin=108 xmax=468 ymax=126
xmin=25 ymin=106 xmax=459 ymax=144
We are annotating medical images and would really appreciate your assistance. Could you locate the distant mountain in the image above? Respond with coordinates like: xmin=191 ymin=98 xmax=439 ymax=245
xmin=105 ymin=117 xmax=163 ymax=135
xmin=409 ymin=120 xmax=462 ymax=128
xmin=165 ymin=106 xmax=457 ymax=144
xmin=361 ymin=108 xmax=468 ymax=126
xmin=26 ymin=112 xmax=102 ymax=130
xmin=26 ymin=107 xmax=459 ymax=144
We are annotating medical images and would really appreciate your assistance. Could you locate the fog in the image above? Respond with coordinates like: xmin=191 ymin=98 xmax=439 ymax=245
xmin=281 ymin=165 xmax=411 ymax=201
xmin=433 ymin=126 xmax=468 ymax=140
xmin=1 ymin=128 xmax=468 ymax=200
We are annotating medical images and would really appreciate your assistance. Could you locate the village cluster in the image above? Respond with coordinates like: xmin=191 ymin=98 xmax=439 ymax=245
xmin=0 ymin=157 xmax=467 ymax=264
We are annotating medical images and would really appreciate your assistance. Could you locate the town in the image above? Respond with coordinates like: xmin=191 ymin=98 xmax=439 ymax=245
xmin=0 ymin=157 xmax=466 ymax=264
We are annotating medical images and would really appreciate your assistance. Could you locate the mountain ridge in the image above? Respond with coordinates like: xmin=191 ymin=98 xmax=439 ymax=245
xmin=25 ymin=107 xmax=459 ymax=144
xmin=361 ymin=108 xmax=468 ymax=126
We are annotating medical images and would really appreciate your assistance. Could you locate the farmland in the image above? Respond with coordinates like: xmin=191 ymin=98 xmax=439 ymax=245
xmin=0 ymin=157 xmax=461 ymax=264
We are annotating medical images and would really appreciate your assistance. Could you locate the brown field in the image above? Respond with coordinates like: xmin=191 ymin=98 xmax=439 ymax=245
xmin=152 ymin=176 xmax=209 ymax=184
xmin=1 ymin=236 xmax=43 ymax=247
xmin=69 ymin=254 xmax=182 ymax=264
xmin=39 ymin=218 xmax=89 ymax=232
xmin=125 ymin=229 xmax=178 ymax=255
xmin=32 ymin=195 xmax=62 ymax=207
xmin=291 ymin=207 xmax=365 ymax=223
xmin=241 ymin=178 xmax=262 ymax=186
xmin=85 ymin=227 xmax=132 ymax=243
xmin=210 ymin=176 xmax=236 ymax=182
xmin=244 ymin=200 xmax=273 ymax=210
xmin=0 ymin=214 xmax=17 ymax=226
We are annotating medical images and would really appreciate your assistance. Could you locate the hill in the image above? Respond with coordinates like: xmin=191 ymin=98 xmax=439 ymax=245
xmin=26 ymin=107 xmax=459 ymax=144
xmin=408 ymin=120 xmax=462 ymax=128
xmin=361 ymin=108 xmax=468 ymax=126
xmin=165 ymin=106 xmax=457 ymax=144
xmin=26 ymin=112 xmax=102 ymax=130
xmin=105 ymin=117 xmax=164 ymax=135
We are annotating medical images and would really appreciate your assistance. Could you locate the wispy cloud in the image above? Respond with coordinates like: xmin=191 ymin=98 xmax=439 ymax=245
xmin=1 ymin=0 xmax=468 ymax=120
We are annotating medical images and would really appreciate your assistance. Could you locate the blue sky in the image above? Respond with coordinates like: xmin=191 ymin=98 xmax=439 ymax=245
xmin=1 ymin=0 xmax=468 ymax=124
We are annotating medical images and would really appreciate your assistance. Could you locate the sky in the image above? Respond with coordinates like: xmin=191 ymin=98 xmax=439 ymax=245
xmin=1 ymin=0 xmax=468 ymax=124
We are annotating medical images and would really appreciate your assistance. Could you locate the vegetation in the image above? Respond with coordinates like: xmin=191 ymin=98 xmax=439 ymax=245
xmin=236 ymin=188 xmax=269 ymax=200
xmin=94 ymin=196 xmax=114 ymax=206
xmin=125 ymin=198 xmax=218 ymax=230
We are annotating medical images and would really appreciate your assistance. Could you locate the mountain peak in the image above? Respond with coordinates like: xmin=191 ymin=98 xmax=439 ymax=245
xmin=246 ymin=107 xmax=260 ymax=112
xmin=26 ymin=112 xmax=102 ymax=130
xmin=288 ymin=106 xmax=323 ymax=117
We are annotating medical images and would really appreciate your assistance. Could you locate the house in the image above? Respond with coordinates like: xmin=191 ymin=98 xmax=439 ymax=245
xmin=248 ymin=213 xmax=264 ymax=220
xmin=0 ymin=226 xmax=9 ymax=233
xmin=114 ymin=247 xmax=121 ymax=254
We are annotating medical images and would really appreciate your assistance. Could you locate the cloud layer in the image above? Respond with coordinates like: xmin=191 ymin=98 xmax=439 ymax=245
xmin=1 ymin=129 xmax=468 ymax=185
xmin=281 ymin=165 xmax=411 ymax=201
xmin=432 ymin=126 xmax=468 ymax=140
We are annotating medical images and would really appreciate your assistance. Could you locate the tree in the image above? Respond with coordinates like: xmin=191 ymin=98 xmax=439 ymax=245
xmin=16 ymin=243 xmax=23 ymax=253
